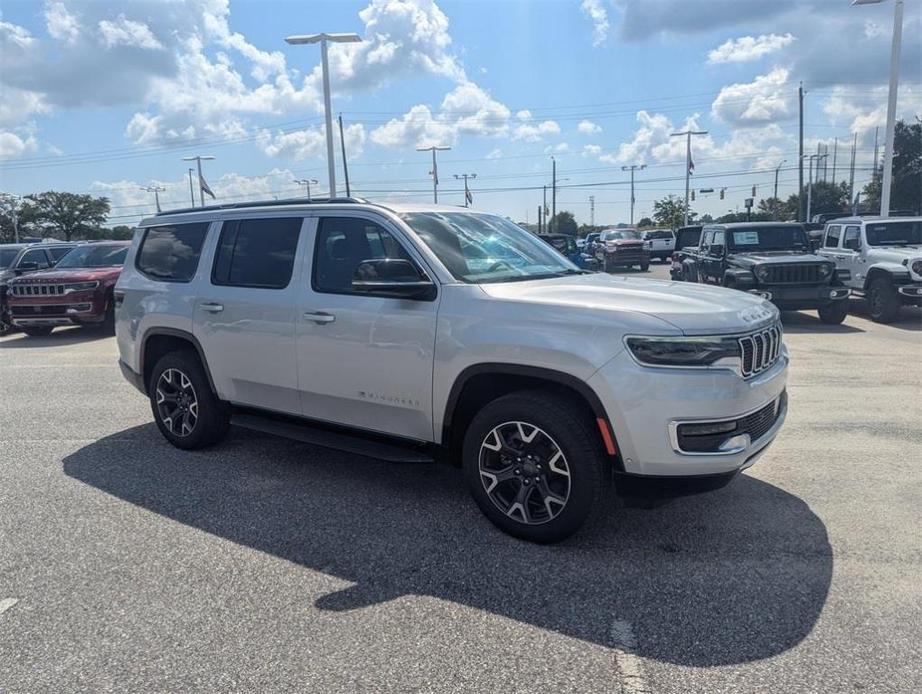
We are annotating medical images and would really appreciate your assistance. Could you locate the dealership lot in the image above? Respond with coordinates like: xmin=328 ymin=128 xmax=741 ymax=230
xmin=1 ymin=265 xmax=920 ymax=694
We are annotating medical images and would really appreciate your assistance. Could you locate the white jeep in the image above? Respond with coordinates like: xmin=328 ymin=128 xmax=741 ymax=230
xmin=818 ymin=217 xmax=922 ymax=322
xmin=115 ymin=198 xmax=788 ymax=542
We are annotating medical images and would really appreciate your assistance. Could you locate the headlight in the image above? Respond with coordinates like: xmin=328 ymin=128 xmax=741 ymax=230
xmin=63 ymin=281 xmax=99 ymax=294
xmin=911 ymin=260 xmax=922 ymax=276
xmin=818 ymin=264 xmax=832 ymax=278
xmin=626 ymin=336 xmax=741 ymax=367
xmin=755 ymin=266 xmax=770 ymax=281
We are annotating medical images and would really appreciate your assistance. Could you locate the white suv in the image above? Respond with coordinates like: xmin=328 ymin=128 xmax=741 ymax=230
xmin=115 ymin=198 xmax=788 ymax=542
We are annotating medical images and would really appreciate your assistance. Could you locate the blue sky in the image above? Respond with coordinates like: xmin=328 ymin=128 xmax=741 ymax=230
xmin=1 ymin=0 xmax=920 ymax=226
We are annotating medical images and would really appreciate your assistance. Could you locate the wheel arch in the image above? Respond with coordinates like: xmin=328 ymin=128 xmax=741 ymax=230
xmin=863 ymin=265 xmax=910 ymax=291
xmin=441 ymin=363 xmax=619 ymax=467
xmin=140 ymin=327 xmax=216 ymax=395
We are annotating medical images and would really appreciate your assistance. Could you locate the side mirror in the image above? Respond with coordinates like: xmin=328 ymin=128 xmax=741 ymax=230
xmin=843 ymin=238 xmax=861 ymax=252
xmin=352 ymin=259 xmax=436 ymax=300
xmin=710 ymin=244 xmax=725 ymax=256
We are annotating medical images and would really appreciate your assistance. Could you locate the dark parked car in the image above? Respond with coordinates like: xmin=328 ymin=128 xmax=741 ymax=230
xmin=669 ymin=226 xmax=703 ymax=280
xmin=539 ymin=233 xmax=599 ymax=270
xmin=674 ymin=222 xmax=851 ymax=324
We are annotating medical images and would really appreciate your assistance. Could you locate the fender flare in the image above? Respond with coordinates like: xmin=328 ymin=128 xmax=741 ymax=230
xmin=139 ymin=327 xmax=217 ymax=393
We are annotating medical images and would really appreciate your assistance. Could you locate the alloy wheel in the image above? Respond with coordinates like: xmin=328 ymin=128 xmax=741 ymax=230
xmin=155 ymin=368 xmax=198 ymax=437
xmin=479 ymin=421 xmax=571 ymax=525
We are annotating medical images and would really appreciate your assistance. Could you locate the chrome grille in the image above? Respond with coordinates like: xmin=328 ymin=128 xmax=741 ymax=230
xmin=764 ymin=263 xmax=823 ymax=285
xmin=10 ymin=283 xmax=66 ymax=296
xmin=738 ymin=323 xmax=782 ymax=377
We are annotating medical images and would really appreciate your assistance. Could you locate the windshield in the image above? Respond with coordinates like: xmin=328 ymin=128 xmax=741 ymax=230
xmin=0 ymin=248 xmax=20 ymax=268
xmin=602 ymin=230 xmax=640 ymax=241
xmin=401 ymin=212 xmax=578 ymax=283
xmin=54 ymin=244 xmax=128 ymax=269
xmin=865 ymin=221 xmax=922 ymax=246
xmin=643 ymin=230 xmax=673 ymax=240
xmin=728 ymin=226 xmax=807 ymax=251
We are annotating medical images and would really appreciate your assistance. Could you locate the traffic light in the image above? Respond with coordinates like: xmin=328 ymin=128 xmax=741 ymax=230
xmin=720 ymin=188 xmax=725 ymax=200
xmin=751 ymin=185 xmax=757 ymax=197
xmin=691 ymin=190 xmax=696 ymax=201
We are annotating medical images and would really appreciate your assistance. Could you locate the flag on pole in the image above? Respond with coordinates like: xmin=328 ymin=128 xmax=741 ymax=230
xmin=200 ymin=175 xmax=216 ymax=199
xmin=465 ymin=189 xmax=473 ymax=205
xmin=688 ymin=155 xmax=695 ymax=175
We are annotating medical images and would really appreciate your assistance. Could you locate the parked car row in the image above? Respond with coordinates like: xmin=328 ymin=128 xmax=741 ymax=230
xmin=0 ymin=240 xmax=130 ymax=336
xmin=669 ymin=218 xmax=922 ymax=324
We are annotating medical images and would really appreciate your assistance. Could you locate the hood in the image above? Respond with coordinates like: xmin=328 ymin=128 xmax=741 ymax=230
xmin=729 ymin=251 xmax=830 ymax=267
xmin=870 ymin=245 xmax=922 ymax=263
xmin=606 ymin=238 xmax=644 ymax=246
xmin=9 ymin=266 xmax=122 ymax=284
xmin=479 ymin=273 xmax=778 ymax=335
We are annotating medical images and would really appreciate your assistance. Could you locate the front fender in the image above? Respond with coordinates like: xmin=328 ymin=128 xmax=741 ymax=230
xmin=863 ymin=262 xmax=912 ymax=289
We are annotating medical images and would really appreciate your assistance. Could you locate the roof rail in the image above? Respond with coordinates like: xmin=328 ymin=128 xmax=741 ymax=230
xmin=154 ymin=196 xmax=369 ymax=216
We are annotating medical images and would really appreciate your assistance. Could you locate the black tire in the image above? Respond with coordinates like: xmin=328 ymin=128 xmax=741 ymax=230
xmin=22 ymin=326 xmax=53 ymax=337
xmin=462 ymin=390 xmax=612 ymax=543
xmin=85 ymin=300 xmax=115 ymax=334
xmin=817 ymin=300 xmax=849 ymax=324
xmin=603 ymin=257 xmax=612 ymax=273
xmin=639 ymin=262 xmax=650 ymax=272
xmin=867 ymin=276 xmax=901 ymax=323
xmin=149 ymin=349 xmax=229 ymax=450
xmin=0 ymin=312 xmax=13 ymax=336
xmin=682 ymin=263 xmax=697 ymax=283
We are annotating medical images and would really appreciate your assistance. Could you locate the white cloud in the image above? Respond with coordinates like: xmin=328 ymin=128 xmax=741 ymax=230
xmin=581 ymin=0 xmax=610 ymax=47
xmin=370 ymin=104 xmax=454 ymax=149
xmin=578 ymin=119 xmax=602 ymax=134
xmin=486 ymin=148 xmax=503 ymax=159
xmin=707 ymin=33 xmax=794 ymax=64
xmin=512 ymin=119 xmax=560 ymax=142
xmin=45 ymin=2 xmax=81 ymax=44
xmin=98 ymin=15 xmax=163 ymax=51
xmin=260 ymin=123 xmax=366 ymax=161
xmin=711 ymin=67 xmax=793 ymax=126
xmin=516 ymin=109 xmax=532 ymax=121
xmin=822 ymin=84 xmax=922 ymax=140
xmin=582 ymin=144 xmax=602 ymax=157
xmin=0 ymin=131 xmax=38 ymax=158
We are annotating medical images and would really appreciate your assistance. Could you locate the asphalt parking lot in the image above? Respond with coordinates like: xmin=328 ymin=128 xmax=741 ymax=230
xmin=1 ymin=264 xmax=920 ymax=693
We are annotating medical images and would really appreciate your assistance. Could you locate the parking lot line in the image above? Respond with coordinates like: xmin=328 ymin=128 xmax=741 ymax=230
xmin=0 ymin=598 xmax=19 ymax=617
xmin=610 ymin=618 xmax=651 ymax=694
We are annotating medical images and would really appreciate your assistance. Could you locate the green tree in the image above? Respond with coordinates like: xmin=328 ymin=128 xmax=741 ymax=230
xmin=757 ymin=196 xmax=787 ymax=220
xmin=862 ymin=119 xmax=922 ymax=214
xmin=637 ymin=216 xmax=654 ymax=228
xmin=699 ymin=213 xmax=714 ymax=224
xmin=783 ymin=181 xmax=850 ymax=221
xmin=549 ymin=210 xmax=578 ymax=235
xmin=652 ymin=195 xmax=696 ymax=230
xmin=23 ymin=191 xmax=110 ymax=241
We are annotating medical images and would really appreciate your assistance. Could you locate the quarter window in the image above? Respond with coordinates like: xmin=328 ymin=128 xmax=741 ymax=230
xmin=47 ymin=246 xmax=73 ymax=261
xmin=842 ymin=226 xmax=861 ymax=250
xmin=824 ymin=225 xmax=841 ymax=248
xmin=313 ymin=217 xmax=413 ymax=294
xmin=212 ymin=217 xmax=302 ymax=289
xmin=137 ymin=222 xmax=210 ymax=282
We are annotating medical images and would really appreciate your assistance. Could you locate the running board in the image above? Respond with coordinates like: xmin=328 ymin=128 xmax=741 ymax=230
xmin=231 ymin=413 xmax=434 ymax=463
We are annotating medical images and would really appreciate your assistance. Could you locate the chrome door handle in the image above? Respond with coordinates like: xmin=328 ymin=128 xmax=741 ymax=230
xmin=200 ymin=302 xmax=224 ymax=313
xmin=303 ymin=311 xmax=335 ymax=324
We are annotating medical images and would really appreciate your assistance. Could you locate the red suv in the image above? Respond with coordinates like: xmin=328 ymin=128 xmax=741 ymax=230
xmin=7 ymin=241 xmax=130 ymax=337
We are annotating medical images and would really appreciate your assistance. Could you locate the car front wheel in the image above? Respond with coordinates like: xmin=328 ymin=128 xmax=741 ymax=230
xmin=867 ymin=277 xmax=901 ymax=323
xmin=818 ymin=300 xmax=849 ymax=324
xmin=463 ymin=391 xmax=611 ymax=543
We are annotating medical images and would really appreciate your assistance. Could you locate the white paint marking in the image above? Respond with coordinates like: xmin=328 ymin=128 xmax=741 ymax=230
xmin=0 ymin=598 xmax=19 ymax=616
xmin=610 ymin=619 xmax=651 ymax=694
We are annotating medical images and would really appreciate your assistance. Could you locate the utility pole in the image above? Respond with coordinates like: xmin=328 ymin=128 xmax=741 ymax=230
xmin=537 ymin=206 xmax=542 ymax=234
xmin=181 ymin=155 xmax=215 ymax=207
xmin=187 ymin=168 xmax=196 ymax=207
xmin=550 ymin=156 xmax=557 ymax=232
xmin=141 ymin=185 xmax=166 ymax=213
xmin=542 ymin=185 xmax=548 ymax=232
xmin=798 ymin=82 xmax=805 ymax=221
xmin=670 ymin=129 xmax=708 ymax=226
xmin=621 ymin=164 xmax=646 ymax=226
xmin=453 ymin=173 xmax=476 ymax=207
xmin=589 ymin=195 xmax=595 ymax=226
xmin=338 ymin=113 xmax=351 ymax=197
xmin=849 ymin=131 xmax=858 ymax=203
xmin=831 ymin=137 xmax=838 ymax=185
xmin=773 ymin=159 xmax=786 ymax=220
xmin=285 ymin=33 xmax=363 ymax=198
xmin=417 ymin=145 xmax=451 ymax=203
xmin=294 ymin=178 xmax=318 ymax=201
xmin=804 ymin=153 xmax=827 ymax=222
xmin=873 ymin=126 xmax=880 ymax=175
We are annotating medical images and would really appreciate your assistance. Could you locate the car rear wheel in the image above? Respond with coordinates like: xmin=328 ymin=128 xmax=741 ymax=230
xmin=463 ymin=390 xmax=611 ymax=543
xmin=639 ymin=261 xmax=650 ymax=272
xmin=867 ymin=277 xmax=901 ymax=323
xmin=818 ymin=300 xmax=849 ymax=324
xmin=149 ymin=350 xmax=229 ymax=450
xmin=21 ymin=326 xmax=53 ymax=337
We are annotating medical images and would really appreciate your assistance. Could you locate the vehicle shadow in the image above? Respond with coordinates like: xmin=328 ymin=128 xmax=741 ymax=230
xmin=0 ymin=326 xmax=113 ymax=348
xmin=780 ymin=310 xmax=865 ymax=334
xmin=63 ymin=424 xmax=832 ymax=667
xmin=847 ymin=298 xmax=922 ymax=332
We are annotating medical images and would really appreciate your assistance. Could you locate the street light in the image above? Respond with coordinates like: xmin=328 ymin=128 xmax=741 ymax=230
xmin=802 ymin=153 xmax=828 ymax=222
xmin=621 ymin=164 xmax=646 ymax=226
xmin=182 ymin=155 xmax=215 ymax=207
xmin=293 ymin=178 xmax=319 ymax=201
xmin=773 ymin=159 xmax=786 ymax=219
xmin=417 ymin=145 xmax=451 ymax=203
xmin=285 ymin=32 xmax=362 ymax=199
xmin=852 ymin=0 xmax=903 ymax=217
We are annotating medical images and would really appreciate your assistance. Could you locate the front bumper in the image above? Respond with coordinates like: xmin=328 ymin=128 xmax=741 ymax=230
xmin=897 ymin=284 xmax=922 ymax=305
xmin=749 ymin=284 xmax=849 ymax=310
xmin=8 ymin=291 xmax=107 ymax=326
xmin=588 ymin=345 xmax=789 ymax=477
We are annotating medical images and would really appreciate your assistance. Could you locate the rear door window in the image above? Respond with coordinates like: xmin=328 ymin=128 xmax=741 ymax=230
xmin=824 ymin=225 xmax=841 ymax=248
xmin=137 ymin=222 xmax=210 ymax=282
xmin=18 ymin=248 xmax=51 ymax=268
xmin=212 ymin=217 xmax=302 ymax=289
xmin=48 ymin=246 xmax=73 ymax=261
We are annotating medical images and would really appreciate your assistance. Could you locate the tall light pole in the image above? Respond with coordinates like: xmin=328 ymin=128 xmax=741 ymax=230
xmin=417 ymin=145 xmax=451 ymax=203
xmin=670 ymin=129 xmax=708 ymax=226
xmin=187 ymin=168 xmax=196 ymax=207
xmin=803 ymin=153 xmax=828 ymax=222
xmin=773 ymin=160 xmax=787 ymax=219
xmin=182 ymin=155 xmax=215 ymax=207
xmin=853 ymin=0 xmax=903 ymax=217
xmin=589 ymin=195 xmax=595 ymax=227
xmin=454 ymin=173 xmax=476 ymax=207
xmin=621 ymin=164 xmax=646 ymax=226
xmin=550 ymin=156 xmax=557 ymax=232
xmin=285 ymin=32 xmax=362 ymax=199
xmin=141 ymin=185 xmax=166 ymax=213
xmin=294 ymin=178 xmax=319 ymax=201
